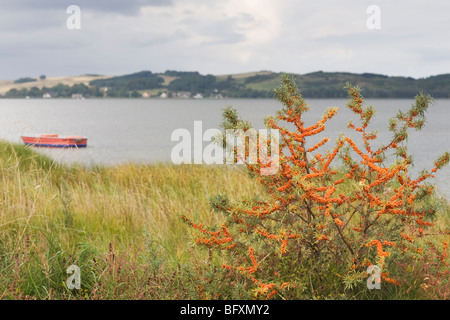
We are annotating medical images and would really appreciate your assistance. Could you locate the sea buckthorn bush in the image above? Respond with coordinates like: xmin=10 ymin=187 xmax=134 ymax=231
xmin=183 ymin=74 xmax=449 ymax=299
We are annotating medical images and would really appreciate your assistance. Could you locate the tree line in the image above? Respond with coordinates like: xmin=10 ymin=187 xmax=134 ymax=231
xmin=2 ymin=70 xmax=450 ymax=99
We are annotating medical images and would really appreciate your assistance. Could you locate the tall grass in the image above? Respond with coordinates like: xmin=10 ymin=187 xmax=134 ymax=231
xmin=0 ymin=141 xmax=263 ymax=299
xmin=0 ymin=141 xmax=448 ymax=299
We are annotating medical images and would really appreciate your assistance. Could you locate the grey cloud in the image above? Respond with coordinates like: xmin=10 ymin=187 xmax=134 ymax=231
xmin=132 ymin=30 xmax=190 ymax=47
xmin=2 ymin=0 xmax=174 ymax=15
xmin=312 ymin=32 xmax=418 ymax=46
xmin=417 ymin=48 xmax=450 ymax=62
xmin=0 ymin=0 xmax=174 ymax=33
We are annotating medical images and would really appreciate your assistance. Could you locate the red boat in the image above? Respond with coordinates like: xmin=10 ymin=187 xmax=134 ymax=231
xmin=21 ymin=134 xmax=87 ymax=148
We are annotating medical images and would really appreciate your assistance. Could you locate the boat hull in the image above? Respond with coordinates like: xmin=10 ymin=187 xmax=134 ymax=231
xmin=21 ymin=136 xmax=87 ymax=148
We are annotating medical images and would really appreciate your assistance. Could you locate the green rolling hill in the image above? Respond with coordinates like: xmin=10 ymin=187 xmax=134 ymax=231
xmin=1 ymin=70 xmax=449 ymax=99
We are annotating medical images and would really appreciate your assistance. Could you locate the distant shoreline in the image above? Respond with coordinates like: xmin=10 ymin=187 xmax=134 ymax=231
xmin=1 ymin=70 xmax=450 ymax=99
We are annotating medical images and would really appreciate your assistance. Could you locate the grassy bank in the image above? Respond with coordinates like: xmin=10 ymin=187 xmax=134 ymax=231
xmin=0 ymin=141 xmax=265 ymax=299
xmin=0 ymin=141 xmax=448 ymax=299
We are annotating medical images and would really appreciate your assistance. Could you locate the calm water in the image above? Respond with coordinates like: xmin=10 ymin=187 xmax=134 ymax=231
xmin=0 ymin=98 xmax=449 ymax=198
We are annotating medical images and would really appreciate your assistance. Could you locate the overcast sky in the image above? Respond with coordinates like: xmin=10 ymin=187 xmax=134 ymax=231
xmin=0 ymin=0 xmax=449 ymax=79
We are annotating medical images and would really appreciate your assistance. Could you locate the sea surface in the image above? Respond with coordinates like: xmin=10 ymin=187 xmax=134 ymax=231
xmin=0 ymin=98 xmax=449 ymax=199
